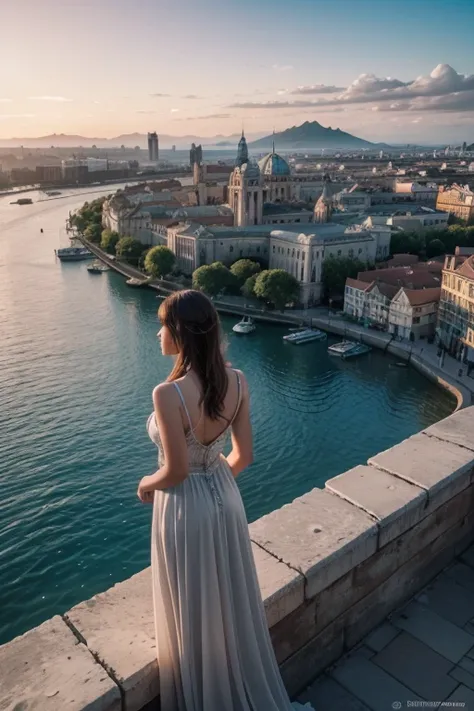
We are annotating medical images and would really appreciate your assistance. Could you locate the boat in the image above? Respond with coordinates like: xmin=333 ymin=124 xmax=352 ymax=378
xmin=10 ymin=198 xmax=33 ymax=205
xmin=87 ymin=260 xmax=109 ymax=273
xmin=45 ymin=191 xmax=62 ymax=197
xmin=56 ymin=246 xmax=94 ymax=261
xmin=126 ymin=277 xmax=150 ymax=287
xmin=328 ymin=341 xmax=372 ymax=359
xmin=232 ymin=317 xmax=256 ymax=334
xmin=283 ymin=329 xmax=327 ymax=345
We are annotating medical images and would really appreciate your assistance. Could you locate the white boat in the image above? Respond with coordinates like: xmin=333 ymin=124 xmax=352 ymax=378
xmin=87 ymin=260 xmax=109 ymax=273
xmin=56 ymin=246 xmax=93 ymax=261
xmin=328 ymin=341 xmax=372 ymax=359
xmin=283 ymin=329 xmax=327 ymax=345
xmin=232 ymin=317 xmax=256 ymax=334
xmin=126 ymin=277 xmax=150 ymax=287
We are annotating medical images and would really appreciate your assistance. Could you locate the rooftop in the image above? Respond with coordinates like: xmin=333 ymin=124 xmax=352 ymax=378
xmin=402 ymin=287 xmax=441 ymax=306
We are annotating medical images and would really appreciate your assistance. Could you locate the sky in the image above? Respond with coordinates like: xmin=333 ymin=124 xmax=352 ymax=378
xmin=1 ymin=0 xmax=474 ymax=144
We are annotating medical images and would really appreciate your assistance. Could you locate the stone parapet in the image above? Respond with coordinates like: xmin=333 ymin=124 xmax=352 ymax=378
xmin=1 ymin=407 xmax=474 ymax=710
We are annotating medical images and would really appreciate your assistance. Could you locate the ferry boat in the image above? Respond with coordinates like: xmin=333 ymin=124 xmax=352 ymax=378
xmin=56 ymin=246 xmax=93 ymax=261
xmin=11 ymin=198 xmax=33 ymax=205
xmin=327 ymin=341 xmax=372 ymax=359
xmin=283 ymin=328 xmax=327 ymax=345
xmin=87 ymin=260 xmax=109 ymax=273
xmin=232 ymin=317 xmax=256 ymax=334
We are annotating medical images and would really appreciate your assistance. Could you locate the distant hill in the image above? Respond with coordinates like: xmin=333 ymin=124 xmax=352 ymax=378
xmin=248 ymin=121 xmax=379 ymax=151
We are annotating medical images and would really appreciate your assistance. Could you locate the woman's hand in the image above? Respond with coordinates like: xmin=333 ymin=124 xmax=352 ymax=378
xmin=137 ymin=475 xmax=156 ymax=503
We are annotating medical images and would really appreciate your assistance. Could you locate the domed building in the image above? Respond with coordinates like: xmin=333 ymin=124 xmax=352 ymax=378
xmin=228 ymin=135 xmax=302 ymax=226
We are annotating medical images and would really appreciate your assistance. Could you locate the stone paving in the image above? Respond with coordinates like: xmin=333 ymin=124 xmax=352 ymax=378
xmin=295 ymin=543 xmax=474 ymax=711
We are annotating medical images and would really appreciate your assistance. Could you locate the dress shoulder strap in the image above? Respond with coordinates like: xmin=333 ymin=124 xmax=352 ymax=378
xmin=173 ymin=382 xmax=193 ymax=431
xmin=229 ymin=370 xmax=242 ymax=426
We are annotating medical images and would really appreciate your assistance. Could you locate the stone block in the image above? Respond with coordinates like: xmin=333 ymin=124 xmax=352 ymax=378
xmin=331 ymin=648 xmax=422 ymax=709
xmin=415 ymin=572 xmax=474 ymax=627
xmin=392 ymin=601 xmax=474 ymax=663
xmin=0 ymin=615 xmax=121 ymax=711
xmin=326 ymin=464 xmax=426 ymax=547
xmin=250 ymin=488 xmax=378 ymax=599
xmin=450 ymin=664 xmax=474 ymax=692
xmin=445 ymin=561 xmax=474 ymax=594
xmin=270 ymin=598 xmax=317 ymax=664
xmin=423 ymin=406 xmax=474 ymax=453
xmin=364 ymin=622 xmax=400 ymax=653
xmin=445 ymin=684 xmax=474 ymax=707
xmin=66 ymin=568 xmax=158 ymax=711
xmin=372 ymin=631 xmax=458 ymax=699
xmin=460 ymin=543 xmax=474 ymax=569
xmin=252 ymin=542 xmax=305 ymax=629
xmin=297 ymin=674 xmax=371 ymax=710
xmin=368 ymin=432 xmax=474 ymax=510
xmin=279 ymin=615 xmax=344 ymax=698
xmin=345 ymin=516 xmax=463 ymax=649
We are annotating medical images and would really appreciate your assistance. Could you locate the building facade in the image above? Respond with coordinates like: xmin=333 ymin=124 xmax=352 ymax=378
xmin=147 ymin=132 xmax=159 ymax=162
xmin=388 ymin=288 xmax=440 ymax=341
xmin=437 ymin=250 xmax=474 ymax=362
xmin=436 ymin=184 xmax=474 ymax=222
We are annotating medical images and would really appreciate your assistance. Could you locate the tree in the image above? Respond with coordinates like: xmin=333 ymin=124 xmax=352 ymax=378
xmin=100 ymin=229 xmax=120 ymax=254
xmin=322 ymin=256 xmax=366 ymax=299
xmin=192 ymin=262 xmax=237 ymax=296
xmin=144 ymin=246 xmax=176 ymax=278
xmin=230 ymin=259 xmax=261 ymax=285
xmin=390 ymin=231 xmax=425 ymax=256
xmin=253 ymin=269 xmax=300 ymax=310
xmin=242 ymin=273 xmax=258 ymax=299
xmin=84 ymin=222 xmax=102 ymax=244
xmin=426 ymin=238 xmax=446 ymax=259
xmin=116 ymin=237 xmax=145 ymax=263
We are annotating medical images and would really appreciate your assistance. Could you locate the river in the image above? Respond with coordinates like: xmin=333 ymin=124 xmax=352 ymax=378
xmin=0 ymin=185 xmax=455 ymax=644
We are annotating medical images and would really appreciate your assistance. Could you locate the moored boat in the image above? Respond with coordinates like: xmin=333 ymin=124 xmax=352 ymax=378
xmin=126 ymin=277 xmax=150 ymax=287
xmin=232 ymin=317 xmax=256 ymax=334
xmin=283 ymin=328 xmax=326 ymax=345
xmin=56 ymin=246 xmax=93 ymax=261
xmin=328 ymin=341 xmax=372 ymax=359
xmin=87 ymin=260 xmax=109 ymax=273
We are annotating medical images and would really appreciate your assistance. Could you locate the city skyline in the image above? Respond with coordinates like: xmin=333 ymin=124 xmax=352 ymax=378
xmin=2 ymin=0 xmax=474 ymax=144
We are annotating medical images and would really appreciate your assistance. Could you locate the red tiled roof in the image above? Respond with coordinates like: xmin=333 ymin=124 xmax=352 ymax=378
xmin=346 ymin=277 xmax=373 ymax=291
xmin=358 ymin=267 xmax=439 ymax=289
xmin=454 ymin=255 xmax=474 ymax=281
xmin=402 ymin=288 xmax=441 ymax=306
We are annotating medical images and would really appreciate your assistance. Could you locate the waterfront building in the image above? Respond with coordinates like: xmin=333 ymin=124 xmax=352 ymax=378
xmin=344 ymin=278 xmax=397 ymax=326
xmin=436 ymin=184 xmax=474 ymax=222
xmin=437 ymin=248 xmax=474 ymax=361
xmin=388 ymin=287 xmax=440 ymax=341
xmin=147 ymin=132 xmax=159 ymax=162
xmin=35 ymin=165 xmax=62 ymax=183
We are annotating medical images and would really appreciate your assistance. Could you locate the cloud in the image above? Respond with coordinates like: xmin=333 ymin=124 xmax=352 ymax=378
xmin=0 ymin=114 xmax=35 ymax=120
xmin=29 ymin=96 xmax=72 ymax=102
xmin=232 ymin=64 xmax=474 ymax=113
xmin=291 ymin=84 xmax=344 ymax=95
xmin=182 ymin=94 xmax=200 ymax=99
xmin=170 ymin=108 xmax=180 ymax=113
xmin=150 ymin=93 xmax=170 ymax=97
xmin=272 ymin=64 xmax=293 ymax=72
xmin=136 ymin=110 xmax=156 ymax=114
xmin=0 ymin=98 xmax=12 ymax=103
xmin=179 ymin=113 xmax=231 ymax=121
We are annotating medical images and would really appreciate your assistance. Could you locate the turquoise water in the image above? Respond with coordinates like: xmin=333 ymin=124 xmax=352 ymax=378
xmin=0 ymin=188 xmax=455 ymax=645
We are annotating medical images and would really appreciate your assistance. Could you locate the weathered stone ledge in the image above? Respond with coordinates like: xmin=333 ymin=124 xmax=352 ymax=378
xmin=2 ymin=407 xmax=474 ymax=711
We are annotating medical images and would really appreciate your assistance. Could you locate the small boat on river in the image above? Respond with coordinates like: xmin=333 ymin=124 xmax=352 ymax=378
xmin=328 ymin=341 xmax=372 ymax=359
xmin=87 ymin=260 xmax=109 ymax=273
xmin=283 ymin=329 xmax=326 ymax=345
xmin=232 ymin=317 xmax=256 ymax=334
xmin=126 ymin=277 xmax=150 ymax=287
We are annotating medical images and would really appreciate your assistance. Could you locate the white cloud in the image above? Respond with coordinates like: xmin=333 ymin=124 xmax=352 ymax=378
xmin=29 ymin=96 xmax=73 ymax=102
xmin=170 ymin=108 xmax=180 ymax=113
xmin=272 ymin=64 xmax=294 ymax=72
xmin=291 ymin=84 xmax=344 ymax=95
xmin=0 ymin=98 xmax=12 ymax=103
xmin=232 ymin=64 xmax=474 ymax=113
xmin=136 ymin=110 xmax=156 ymax=114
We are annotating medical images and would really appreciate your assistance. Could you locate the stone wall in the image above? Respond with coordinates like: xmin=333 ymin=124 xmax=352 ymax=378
xmin=1 ymin=407 xmax=474 ymax=711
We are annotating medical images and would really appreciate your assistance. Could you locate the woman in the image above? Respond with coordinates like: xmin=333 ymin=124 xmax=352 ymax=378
xmin=138 ymin=290 xmax=312 ymax=711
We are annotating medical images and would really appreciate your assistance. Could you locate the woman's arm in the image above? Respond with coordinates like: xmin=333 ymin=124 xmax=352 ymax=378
xmin=226 ymin=371 xmax=253 ymax=478
xmin=138 ymin=383 xmax=189 ymax=499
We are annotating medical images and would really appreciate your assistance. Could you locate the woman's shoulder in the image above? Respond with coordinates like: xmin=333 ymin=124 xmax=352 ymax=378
xmin=152 ymin=381 xmax=179 ymax=407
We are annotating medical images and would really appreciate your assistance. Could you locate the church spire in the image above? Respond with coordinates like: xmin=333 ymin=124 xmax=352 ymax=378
xmin=235 ymin=132 xmax=249 ymax=167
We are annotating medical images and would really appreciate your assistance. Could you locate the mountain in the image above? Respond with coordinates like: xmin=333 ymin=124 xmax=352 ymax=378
xmin=248 ymin=121 xmax=377 ymax=150
xmin=0 ymin=132 xmax=263 ymax=149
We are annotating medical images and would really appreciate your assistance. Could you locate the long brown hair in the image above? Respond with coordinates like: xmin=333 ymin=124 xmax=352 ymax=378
xmin=158 ymin=290 xmax=228 ymax=420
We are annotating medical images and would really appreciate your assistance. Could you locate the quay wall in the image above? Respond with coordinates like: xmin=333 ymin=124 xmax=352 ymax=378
xmin=2 ymin=407 xmax=474 ymax=710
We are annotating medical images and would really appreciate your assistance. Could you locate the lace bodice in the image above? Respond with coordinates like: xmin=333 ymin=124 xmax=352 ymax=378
xmin=146 ymin=373 xmax=241 ymax=474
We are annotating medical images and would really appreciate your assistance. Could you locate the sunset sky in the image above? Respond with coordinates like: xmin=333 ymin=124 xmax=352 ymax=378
xmin=2 ymin=0 xmax=474 ymax=143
